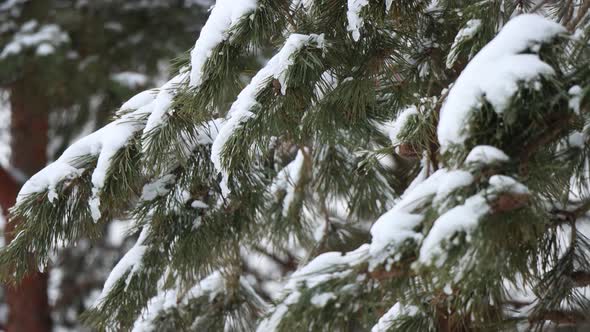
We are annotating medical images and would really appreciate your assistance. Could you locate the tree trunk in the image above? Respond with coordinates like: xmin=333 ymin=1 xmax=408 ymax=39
xmin=1 ymin=77 xmax=52 ymax=332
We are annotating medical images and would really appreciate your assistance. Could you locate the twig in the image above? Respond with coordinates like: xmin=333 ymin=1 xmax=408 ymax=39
xmin=567 ymin=0 xmax=590 ymax=31
xmin=529 ymin=309 xmax=586 ymax=325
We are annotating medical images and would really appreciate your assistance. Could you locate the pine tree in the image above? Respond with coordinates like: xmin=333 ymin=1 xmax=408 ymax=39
xmin=2 ymin=0 xmax=590 ymax=331
xmin=0 ymin=0 xmax=209 ymax=330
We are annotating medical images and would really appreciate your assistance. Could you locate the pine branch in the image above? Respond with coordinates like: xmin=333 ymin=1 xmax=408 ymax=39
xmin=529 ymin=309 xmax=587 ymax=325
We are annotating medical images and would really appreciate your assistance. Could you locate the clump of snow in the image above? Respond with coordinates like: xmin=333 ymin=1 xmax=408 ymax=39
xmin=346 ymin=0 xmax=369 ymax=41
xmin=568 ymin=131 xmax=585 ymax=148
xmin=256 ymin=292 xmax=301 ymax=332
xmin=0 ymin=20 xmax=69 ymax=59
xmin=418 ymin=194 xmax=490 ymax=267
xmin=385 ymin=0 xmax=394 ymax=12
xmin=191 ymin=200 xmax=209 ymax=209
xmin=438 ymin=15 xmax=566 ymax=151
xmin=290 ymin=245 xmax=369 ymax=287
xmin=107 ymin=219 xmax=131 ymax=247
xmin=369 ymin=169 xmax=474 ymax=268
xmin=131 ymin=289 xmax=178 ymax=332
xmin=433 ymin=170 xmax=474 ymax=208
xmin=371 ymin=303 xmax=418 ymax=332
xmin=383 ymin=106 xmax=418 ymax=146
xmin=488 ymin=175 xmax=529 ymax=194
xmin=211 ymin=33 xmax=325 ymax=196
xmin=310 ymin=292 xmax=336 ymax=308
xmin=117 ymin=89 xmax=157 ymax=116
xmin=132 ymin=271 xmax=264 ymax=332
xmin=111 ymin=71 xmax=149 ymax=88
xmin=369 ymin=210 xmax=423 ymax=268
xmin=270 ymin=149 xmax=307 ymax=216
xmin=94 ymin=226 xmax=150 ymax=308
xmin=568 ymin=85 xmax=583 ymax=114
xmin=446 ymin=19 xmax=482 ymax=69
xmin=465 ymin=145 xmax=510 ymax=165
xmin=257 ymin=245 xmax=369 ymax=331
xmin=141 ymin=174 xmax=176 ymax=201
xmin=142 ymin=72 xmax=188 ymax=135
xmin=189 ymin=0 xmax=258 ymax=87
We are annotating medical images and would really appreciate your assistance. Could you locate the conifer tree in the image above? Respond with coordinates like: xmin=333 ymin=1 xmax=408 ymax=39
xmin=2 ymin=0 xmax=590 ymax=331
xmin=0 ymin=0 xmax=209 ymax=330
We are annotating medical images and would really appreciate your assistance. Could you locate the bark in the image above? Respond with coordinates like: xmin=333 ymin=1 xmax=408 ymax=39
xmin=1 ymin=0 xmax=53 ymax=329
xmin=1 ymin=76 xmax=52 ymax=332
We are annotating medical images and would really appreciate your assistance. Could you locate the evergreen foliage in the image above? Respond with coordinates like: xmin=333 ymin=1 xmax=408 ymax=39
xmin=3 ymin=0 xmax=590 ymax=331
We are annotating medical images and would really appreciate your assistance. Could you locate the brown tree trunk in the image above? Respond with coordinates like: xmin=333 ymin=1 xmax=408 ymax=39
xmin=1 ymin=76 xmax=52 ymax=332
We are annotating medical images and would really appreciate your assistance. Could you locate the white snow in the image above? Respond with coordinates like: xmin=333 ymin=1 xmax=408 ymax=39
xmin=368 ymin=169 xmax=474 ymax=268
xmin=288 ymin=244 xmax=369 ymax=289
xmin=107 ymin=219 xmax=131 ymax=246
xmin=257 ymin=245 xmax=369 ymax=331
xmin=111 ymin=71 xmax=149 ymax=88
xmin=569 ymin=85 xmax=582 ymax=114
xmin=117 ymin=89 xmax=157 ymax=115
xmin=191 ymin=200 xmax=209 ymax=209
xmin=438 ymin=14 xmax=565 ymax=151
xmin=346 ymin=0 xmax=369 ymax=41
xmin=189 ymin=0 xmax=258 ymax=87
xmin=465 ymin=145 xmax=510 ymax=165
xmin=94 ymin=225 xmax=150 ymax=308
xmin=131 ymin=289 xmax=177 ymax=332
xmin=369 ymin=209 xmax=423 ymax=267
xmin=35 ymin=43 xmax=55 ymax=56
xmin=270 ymin=149 xmax=307 ymax=216
xmin=142 ymin=72 xmax=188 ymax=134
xmin=385 ymin=0 xmax=394 ymax=12
xmin=211 ymin=33 xmax=325 ymax=196
xmin=371 ymin=303 xmax=418 ymax=332
xmin=141 ymin=174 xmax=176 ymax=201
xmin=0 ymin=20 xmax=69 ymax=58
xmin=132 ymin=271 xmax=263 ymax=331
xmin=256 ymin=292 xmax=301 ymax=332
xmin=446 ymin=19 xmax=482 ymax=69
xmin=384 ymin=106 xmax=419 ymax=146
xmin=488 ymin=175 xmax=529 ymax=194
xmin=418 ymin=194 xmax=490 ymax=267
xmin=568 ymin=131 xmax=585 ymax=148
xmin=310 ymin=292 xmax=336 ymax=307
xmin=182 ymin=271 xmax=225 ymax=304
xmin=433 ymin=170 xmax=474 ymax=207
xmin=18 ymin=97 xmax=153 ymax=205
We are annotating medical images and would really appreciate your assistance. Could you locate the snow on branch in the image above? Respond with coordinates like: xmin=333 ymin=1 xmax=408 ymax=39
xmin=257 ymin=245 xmax=369 ymax=331
xmin=94 ymin=225 xmax=150 ymax=309
xmin=270 ymin=148 xmax=308 ymax=217
xmin=189 ymin=0 xmax=258 ymax=87
xmin=368 ymin=168 xmax=474 ymax=269
xmin=132 ymin=271 xmax=267 ymax=331
xmin=211 ymin=33 xmax=325 ymax=196
xmin=17 ymin=89 xmax=156 ymax=209
xmin=346 ymin=0 xmax=369 ymax=41
xmin=0 ymin=20 xmax=69 ymax=58
xmin=446 ymin=19 xmax=482 ymax=69
xmin=437 ymin=14 xmax=566 ymax=151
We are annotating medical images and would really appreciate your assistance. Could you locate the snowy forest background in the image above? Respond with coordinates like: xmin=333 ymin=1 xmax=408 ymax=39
xmin=0 ymin=1 xmax=212 ymax=331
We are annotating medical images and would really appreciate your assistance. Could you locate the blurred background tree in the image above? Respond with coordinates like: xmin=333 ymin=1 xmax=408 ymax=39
xmin=0 ymin=1 xmax=210 ymax=331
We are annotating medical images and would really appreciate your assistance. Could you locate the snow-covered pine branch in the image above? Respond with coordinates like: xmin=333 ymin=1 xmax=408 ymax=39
xmin=3 ymin=0 xmax=590 ymax=330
